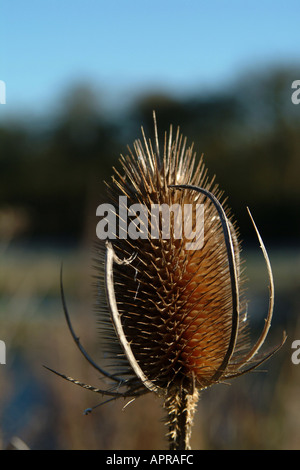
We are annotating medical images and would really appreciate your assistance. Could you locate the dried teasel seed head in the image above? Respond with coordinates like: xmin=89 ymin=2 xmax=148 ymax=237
xmin=100 ymin=115 xmax=243 ymax=390
xmin=48 ymin=112 xmax=286 ymax=451
xmin=94 ymin=112 xmax=285 ymax=449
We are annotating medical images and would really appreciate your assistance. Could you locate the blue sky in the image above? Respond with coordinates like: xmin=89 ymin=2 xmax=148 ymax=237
xmin=0 ymin=0 xmax=300 ymax=118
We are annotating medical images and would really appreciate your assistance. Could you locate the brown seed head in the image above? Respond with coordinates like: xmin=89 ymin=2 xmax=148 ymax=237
xmin=95 ymin=112 xmax=285 ymax=401
xmin=49 ymin=112 xmax=286 ymax=450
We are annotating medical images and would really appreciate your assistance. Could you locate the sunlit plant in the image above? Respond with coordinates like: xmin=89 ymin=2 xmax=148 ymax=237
xmin=46 ymin=112 xmax=286 ymax=450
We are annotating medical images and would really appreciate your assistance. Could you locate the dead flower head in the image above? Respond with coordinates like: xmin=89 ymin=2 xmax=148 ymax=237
xmin=47 ymin=112 xmax=286 ymax=450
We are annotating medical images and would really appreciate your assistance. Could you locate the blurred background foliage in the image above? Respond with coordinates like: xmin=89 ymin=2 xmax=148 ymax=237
xmin=1 ymin=66 xmax=300 ymax=244
xmin=0 ymin=64 xmax=300 ymax=450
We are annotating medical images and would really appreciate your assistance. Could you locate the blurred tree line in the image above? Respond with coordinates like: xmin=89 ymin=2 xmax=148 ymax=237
xmin=0 ymin=66 xmax=299 ymax=246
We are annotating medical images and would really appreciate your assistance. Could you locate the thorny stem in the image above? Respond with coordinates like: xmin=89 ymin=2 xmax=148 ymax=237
xmin=164 ymin=387 xmax=199 ymax=450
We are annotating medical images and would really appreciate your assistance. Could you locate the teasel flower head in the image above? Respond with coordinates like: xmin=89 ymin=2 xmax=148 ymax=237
xmin=46 ymin=112 xmax=286 ymax=450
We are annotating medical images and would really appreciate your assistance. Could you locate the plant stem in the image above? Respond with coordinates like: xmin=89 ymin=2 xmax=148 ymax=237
xmin=164 ymin=387 xmax=199 ymax=450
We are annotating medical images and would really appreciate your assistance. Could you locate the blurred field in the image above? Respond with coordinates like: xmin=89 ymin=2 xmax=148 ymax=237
xmin=0 ymin=240 xmax=299 ymax=450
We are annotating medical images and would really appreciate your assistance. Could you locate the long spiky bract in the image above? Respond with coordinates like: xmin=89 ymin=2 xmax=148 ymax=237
xmin=47 ymin=111 xmax=286 ymax=451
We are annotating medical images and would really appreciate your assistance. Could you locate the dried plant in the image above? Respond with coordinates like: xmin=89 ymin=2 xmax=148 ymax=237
xmin=46 ymin=112 xmax=286 ymax=450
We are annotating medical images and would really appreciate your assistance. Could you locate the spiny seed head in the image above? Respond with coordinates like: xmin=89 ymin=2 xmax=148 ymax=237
xmin=94 ymin=112 xmax=283 ymax=400
xmin=104 ymin=151 xmax=236 ymax=391
xmin=50 ymin=112 xmax=285 ymax=450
